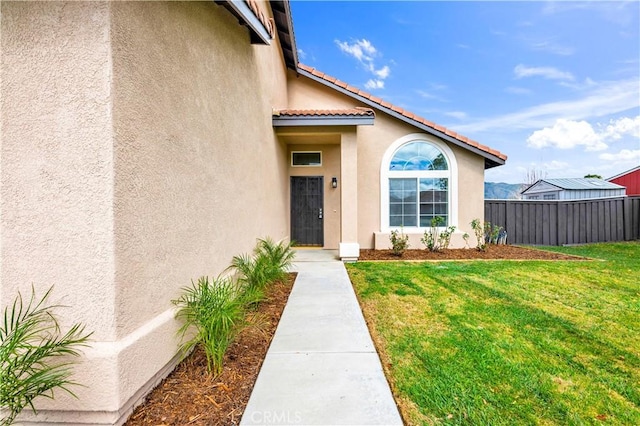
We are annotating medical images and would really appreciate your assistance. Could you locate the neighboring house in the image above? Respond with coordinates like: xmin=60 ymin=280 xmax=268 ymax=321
xmin=608 ymin=166 xmax=640 ymax=196
xmin=0 ymin=1 xmax=506 ymax=424
xmin=521 ymin=178 xmax=626 ymax=200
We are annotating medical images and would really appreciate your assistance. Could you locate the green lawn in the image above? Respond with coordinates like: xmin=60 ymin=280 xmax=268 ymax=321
xmin=347 ymin=242 xmax=640 ymax=425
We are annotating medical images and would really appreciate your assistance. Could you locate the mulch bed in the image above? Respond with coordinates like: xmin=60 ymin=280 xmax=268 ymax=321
xmin=359 ymin=245 xmax=586 ymax=261
xmin=125 ymin=273 xmax=296 ymax=426
xmin=124 ymin=246 xmax=582 ymax=425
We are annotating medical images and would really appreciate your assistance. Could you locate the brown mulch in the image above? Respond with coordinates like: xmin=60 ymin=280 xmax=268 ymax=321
xmin=124 ymin=246 xmax=581 ymax=425
xmin=125 ymin=273 xmax=296 ymax=426
xmin=359 ymin=244 xmax=586 ymax=261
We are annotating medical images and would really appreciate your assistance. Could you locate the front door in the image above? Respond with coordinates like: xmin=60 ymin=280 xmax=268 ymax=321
xmin=290 ymin=176 xmax=324 ymax=246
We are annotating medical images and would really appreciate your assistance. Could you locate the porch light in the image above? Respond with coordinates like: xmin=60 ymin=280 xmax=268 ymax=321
xmin=332 ymin=177 xmax=338 ymax=188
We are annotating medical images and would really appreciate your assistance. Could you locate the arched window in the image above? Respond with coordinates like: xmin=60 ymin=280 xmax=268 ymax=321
xmin=381 ymin=134 xmax=457 ymax=229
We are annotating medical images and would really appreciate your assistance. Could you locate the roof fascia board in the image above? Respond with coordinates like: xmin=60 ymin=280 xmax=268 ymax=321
xmin=281 ymin=1 xmax=298 ymax=66
xmin=226 ymin=0 xmax=272 ymax=45
xmin=521 ymin=180 xmax=563 ymax=194
xmin=297 ymin=68 xmax=505 ymax=169
xmin=273 ymin=116 xmax=375 ymax=127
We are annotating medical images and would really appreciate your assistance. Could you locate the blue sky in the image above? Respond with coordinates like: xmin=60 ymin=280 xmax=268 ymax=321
xmin=290 ymin=1 xmax=640 ymax=184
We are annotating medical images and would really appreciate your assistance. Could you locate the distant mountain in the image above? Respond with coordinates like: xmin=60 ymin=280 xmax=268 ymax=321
xmin=485 ymin=182 xmax=524 ymax=199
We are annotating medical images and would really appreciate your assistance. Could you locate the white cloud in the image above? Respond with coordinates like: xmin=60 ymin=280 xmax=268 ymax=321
xmin=599 ymin=149 xmax=640 ymax=163
xmin=416 ymin=90 xmax=447 ymax=103
xmin=456 ymin=43 xmax=470 ymax=49
xmin=365 ymin=79 xmax=385 ymax=90
xmin=453 ymin=78 xmax=640 ymax=133
xmin=374 ymin=65 xmax=390 ymax=79
xmin=514 ymin=64 xmax=575 ymax=81
xmin=543 ymin=160 xmax=570 ymax=171
xmin=335 ymin=38 xmax=391 ymax=91
xmin=297 ymin=48 xmax=307 ymax=60
xmin=445 ymin=111 xmax=468 ymax=120
xmin=505 ymin=86 xmax=532 ymax=95
xmin=527 ymin=116 xmax=640 ymax=152
xmin=527 ymin=119 xmax=608 ymax=151
xmin=601 ymin=116 xmax=640 ymax=140
xmin=335 ymin=39 xmax=376 ymax=62
xmin=530 ymin=41 xmax=574 ymax=56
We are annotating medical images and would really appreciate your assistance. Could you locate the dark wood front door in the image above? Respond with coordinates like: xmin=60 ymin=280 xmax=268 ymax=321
xmin=291 ymin=176 xmax=324 ymax=246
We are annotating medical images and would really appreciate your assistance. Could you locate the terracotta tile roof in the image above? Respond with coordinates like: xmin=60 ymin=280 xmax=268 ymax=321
xmin=296 ymin=63 xmax=507 ymax=165
xmin=246 ymin=0 xmax=275 ymax=38
xmin=274 ymin=108 xmax=375 ymax=118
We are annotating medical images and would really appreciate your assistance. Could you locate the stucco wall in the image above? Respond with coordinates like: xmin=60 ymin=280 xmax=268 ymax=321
xmin=287 ymin=73 xmax=488 ymax=249
xmin=2 ymin=1 xmax=289 ymax=423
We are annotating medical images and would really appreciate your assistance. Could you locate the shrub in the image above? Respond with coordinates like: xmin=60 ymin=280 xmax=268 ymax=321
xmin=421 ymin=217 xmax=456 ymax=252
xmin=1 ymin=286 xmax=91 ymax=426
xmin=254 ymin=237 xmax=295 ymax=285
xmin=173 ymin=276 xmax=247 ymax=377
xmin=230 ymin=238 xmax=295 ymax=296
xmin=462 ymin=232 xmax=470 ymax=249
xmin=421 ymin=217 xmax=443 ymax=252
xmin=471 ymin=219 xmax=487 ymax=251
xmin=390 ymin=229 xmax=410 ymax=257
xmin=438 ymin=225 xmax=457 ymax=250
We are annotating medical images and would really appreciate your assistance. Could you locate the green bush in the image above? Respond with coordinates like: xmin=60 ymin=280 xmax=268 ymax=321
xmin=390 ymin=229 xmax=410 ymax=257
xmin=173 ymin=276 xmax=247 ymax=377
xmin=1 ymin=286 xmax=91 ymax=426
xmin=421 ymin=217 xmax=456 ymax=252
xmin=230 ymin=238 xmax=295 ymax=295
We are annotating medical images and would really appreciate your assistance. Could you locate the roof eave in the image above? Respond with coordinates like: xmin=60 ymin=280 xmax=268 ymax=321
xmin=297 ymin=67 xmax=506 ymax=170
xmin=273 ymin=116 xmax=375 ymax=127
xmin=270 ymin=0 xmax=298 ymax=69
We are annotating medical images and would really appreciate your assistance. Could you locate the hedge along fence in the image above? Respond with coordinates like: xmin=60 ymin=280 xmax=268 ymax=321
xmin=484 ymin=196 xmax=640 ymax=246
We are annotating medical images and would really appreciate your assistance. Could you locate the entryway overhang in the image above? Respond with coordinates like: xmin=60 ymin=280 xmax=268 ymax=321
xmin=272 ymin=108 xmax=375 ymax=127
xmin=273 ymin=108 xmax=374 ymax=261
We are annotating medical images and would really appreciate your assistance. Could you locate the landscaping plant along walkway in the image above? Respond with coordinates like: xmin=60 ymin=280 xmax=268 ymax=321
xmin=125 ymin=274 xmax=295 ymax=425
xmin=348 ymin=242 xmax=640 ymax=425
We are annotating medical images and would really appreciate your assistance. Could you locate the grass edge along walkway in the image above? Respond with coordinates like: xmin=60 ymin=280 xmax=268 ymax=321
xmin=347 ymin=242 xmax=640 ymax=425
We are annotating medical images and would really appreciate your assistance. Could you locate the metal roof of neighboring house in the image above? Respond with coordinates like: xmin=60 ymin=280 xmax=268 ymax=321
xmin=522 ymin=178 xmax=626 ymax=193
xmin=607 ymin=165 xmax=640 ymax=181
xmin=296 ymin=64 xmax=507 ymax=169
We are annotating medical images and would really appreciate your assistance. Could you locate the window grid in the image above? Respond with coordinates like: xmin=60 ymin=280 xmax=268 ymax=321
xmin=390 ymin=178 xmax=448 ymax=227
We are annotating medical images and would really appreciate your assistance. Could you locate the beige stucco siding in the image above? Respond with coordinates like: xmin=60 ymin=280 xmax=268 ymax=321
xmin=287 ymin=73 xmax=487 ymax=249
xmin=1 ymin=1 xmax=116 ymax=338
xmin=2 ymin=1 xmax=290 ymax=422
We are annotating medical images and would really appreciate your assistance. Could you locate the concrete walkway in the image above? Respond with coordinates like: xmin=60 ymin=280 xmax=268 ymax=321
xmin=241 ymin=249 xmax=403 ymax=426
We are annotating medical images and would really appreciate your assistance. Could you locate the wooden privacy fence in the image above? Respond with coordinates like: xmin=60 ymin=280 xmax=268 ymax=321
xmin=484 ymin=196 xmax=640 ymax=246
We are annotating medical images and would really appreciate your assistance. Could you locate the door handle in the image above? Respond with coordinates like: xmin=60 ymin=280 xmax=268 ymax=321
xmin=319 ymin=208 xmax=323 ymax=219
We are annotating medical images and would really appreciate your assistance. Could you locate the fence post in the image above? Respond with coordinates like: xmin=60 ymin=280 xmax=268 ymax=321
xmin=624 ymin=197 xmax=632 ymax=241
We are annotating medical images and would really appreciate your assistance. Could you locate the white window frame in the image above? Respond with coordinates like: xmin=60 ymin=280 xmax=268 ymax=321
xmin=380 ymin=133 xmax=458 ymax=231
xmin=291 ymin=151 xmax=322 ymax=167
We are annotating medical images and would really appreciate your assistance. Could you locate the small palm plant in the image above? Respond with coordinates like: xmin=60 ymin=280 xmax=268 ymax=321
xmin=229 ymin=237 xmax=295 ymax=296
xmin=173 ymin=276 xmax=248 ymax=377
xmin=254 ymin=237 xmax=295 ymax=284
xmin=1 ymin=286 xmax=91 ymax=426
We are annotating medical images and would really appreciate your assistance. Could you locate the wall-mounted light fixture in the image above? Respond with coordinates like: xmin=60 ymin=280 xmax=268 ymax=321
xmin=331 ymin=177 xmax=338 ymax=189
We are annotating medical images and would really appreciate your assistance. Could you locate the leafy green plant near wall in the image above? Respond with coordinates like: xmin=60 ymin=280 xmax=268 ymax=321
xmin=173 ymin=276 xmax=248 ymax=377
xmin=421 ymin=217 xmax=456 ymax=252
xmin=389 ymin=229 xmax=410 ymax=257
xmin=1 ymin=286 xmax=92 ymax=426
xmin=174 ymin=237 xmax=295 ymax=377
